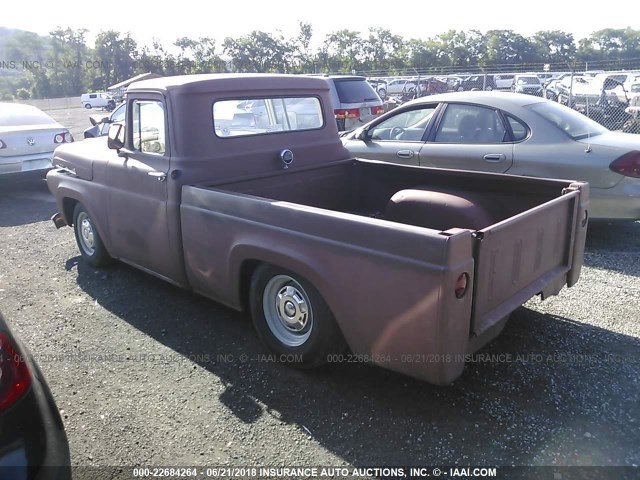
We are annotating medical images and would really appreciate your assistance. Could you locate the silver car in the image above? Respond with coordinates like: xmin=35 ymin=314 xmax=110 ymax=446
xmin=342 ymin=91 xmax=640 ymax=220
xmin=0 ymin=103 xmax=74 ymax=178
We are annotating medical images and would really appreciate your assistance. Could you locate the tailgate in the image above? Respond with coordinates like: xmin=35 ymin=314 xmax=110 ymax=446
xmin=470 ymin=186 xmax=586 ymax=337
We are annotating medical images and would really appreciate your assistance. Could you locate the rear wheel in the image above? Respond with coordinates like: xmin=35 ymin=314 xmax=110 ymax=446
xmin=73 ymin=203 xmax=111 ymax=267
xmin=84 ymin=104 xmax=91 ymax=109
xmin=250 ymin=264 xmax=345 ymax=368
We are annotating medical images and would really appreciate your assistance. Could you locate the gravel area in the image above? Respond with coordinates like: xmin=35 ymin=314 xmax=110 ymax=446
xmin=0 ymin=107 xmax=639 ymax=475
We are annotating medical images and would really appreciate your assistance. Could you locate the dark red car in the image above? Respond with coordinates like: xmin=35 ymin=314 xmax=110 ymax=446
xmin=417 ymin=77 xmax=449 ymax=95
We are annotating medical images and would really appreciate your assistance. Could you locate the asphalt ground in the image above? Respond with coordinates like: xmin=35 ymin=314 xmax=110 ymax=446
xmin=0 ymin=107 xmax=638 ymax=479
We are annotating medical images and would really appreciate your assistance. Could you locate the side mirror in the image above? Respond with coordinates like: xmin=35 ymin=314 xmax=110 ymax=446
xmin=107 ymin=123 xmax=125 ymax=151
xmin=355 ymin=127 xmax=371 ymax=142
xmin=89 ymin=114 xmax=110 ymax=127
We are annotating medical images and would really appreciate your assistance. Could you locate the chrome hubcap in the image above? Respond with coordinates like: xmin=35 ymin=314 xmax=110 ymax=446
xmin=276 ymin=285 xmax=309 ymax=332
xmin=263 ymin=275 xmax=313 ymax=347
xmin=77 ymin=212 xmax=95 ymax=255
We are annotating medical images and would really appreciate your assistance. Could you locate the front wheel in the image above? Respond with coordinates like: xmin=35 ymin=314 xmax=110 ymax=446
xmin=250 ymin=264 xmax=346 ymax=368
xmin=84 ymin=104 xmax=91 ymax=109
xmin=73 ymin=203 xmax=111 ymax=267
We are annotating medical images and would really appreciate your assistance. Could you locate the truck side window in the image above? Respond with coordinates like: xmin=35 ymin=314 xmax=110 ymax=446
xmin=131 ymin=100 xmax=166 ymax=155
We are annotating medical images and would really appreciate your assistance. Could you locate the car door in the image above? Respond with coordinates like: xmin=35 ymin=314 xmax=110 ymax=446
xmin=106 ymin=97 xmax=176 ymax=280
xmin=344 ymin=104 xmax=439 ymax=166
xmin=419 ymin=103 xmax=514 ymax=173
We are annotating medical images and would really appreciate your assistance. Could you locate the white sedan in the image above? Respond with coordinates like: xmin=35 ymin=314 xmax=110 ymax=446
xmin=0 ymin=103 xmax=73 ymax=179
xmin=342 ymin=91 xmax=640 ymax=220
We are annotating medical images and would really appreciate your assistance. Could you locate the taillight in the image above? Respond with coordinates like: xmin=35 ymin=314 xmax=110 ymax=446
xmin=0 ymin=139 xmax=6 ymax=149
xmin=455 ymin=272 xmax=470 ymax=299
xmin=610 ymin=151 xmax=640 ymax=178
xmin=54 ymin=132 xmax=74 ymax=144
xmin=371 ymin=105 xmax=385 ymax=116
xmin=334 ymin=108 xmax=360 ymax=119
xmin=0 ymin=332 xmax=32 ymax=410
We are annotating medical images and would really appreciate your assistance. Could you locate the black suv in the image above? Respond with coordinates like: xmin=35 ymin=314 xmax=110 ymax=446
xmin=459 ymin=74 xmax=497 ymax=91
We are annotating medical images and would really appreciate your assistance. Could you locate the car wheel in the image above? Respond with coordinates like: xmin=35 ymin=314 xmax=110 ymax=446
xmin=84 ymin=104 xmax=92 ymax=109
xmin=250 ymin=264 xmax=346 ymax=368
xmin=485 ymin=86 xmax=493 ymax=91
xmin=378 ymin=88 xmax=387 ymax=100
xmin=73 ymin=203 xmax=111 ymax=267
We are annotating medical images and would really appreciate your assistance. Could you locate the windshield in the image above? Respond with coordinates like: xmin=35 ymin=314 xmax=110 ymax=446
xmin=526 ymin=101 xmax=607 ymax=140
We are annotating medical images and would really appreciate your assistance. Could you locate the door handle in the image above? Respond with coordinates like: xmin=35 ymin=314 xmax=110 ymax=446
xmin=483 ymin=154 xmax=506 ymax=163
xmin=148 ymin=171 xmax=167 ymax=182
xmin=396 ymin=150 xmax=415 ymax=159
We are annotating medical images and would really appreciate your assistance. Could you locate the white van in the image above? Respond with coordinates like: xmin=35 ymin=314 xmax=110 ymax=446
xmin=81 ymin=92 xmax=114 ymax=109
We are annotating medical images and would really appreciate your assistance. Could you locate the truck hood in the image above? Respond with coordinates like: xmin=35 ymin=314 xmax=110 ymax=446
xmin=51 ymin=137 xmax=111 ymax=181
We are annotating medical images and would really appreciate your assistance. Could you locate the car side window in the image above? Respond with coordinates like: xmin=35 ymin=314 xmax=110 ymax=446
xmin=506 ymin=115 xmax=528 ymax=141
xmin=368 ymin=106 xmax=436 ymax=141
xmin=434 ymin=104 xmax=506 ymax=144
xmin=131 ymin=100 xmax=166 ymax=155
xmin=111 ymin=104 xmax=126 ymax=123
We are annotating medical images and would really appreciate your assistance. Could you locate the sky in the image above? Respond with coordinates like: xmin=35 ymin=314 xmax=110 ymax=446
xmin=3 ymin=0 xmax=636 ymax=51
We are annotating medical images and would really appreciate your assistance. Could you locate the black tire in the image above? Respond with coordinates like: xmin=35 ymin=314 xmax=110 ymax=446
xmin=378 ymin=88 xmax=387 ymax=100
xmin=84 ymin=104 xmax=92 ymax=109
xmin=73 ymin=203 xmax=111 ymax=267
xmin=250 ymin=264 xmax=346 ymax=368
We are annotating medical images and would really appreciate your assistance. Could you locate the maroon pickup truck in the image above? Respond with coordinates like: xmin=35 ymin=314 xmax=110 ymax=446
xmin=47 ymin=74 xmax=589 ymax=385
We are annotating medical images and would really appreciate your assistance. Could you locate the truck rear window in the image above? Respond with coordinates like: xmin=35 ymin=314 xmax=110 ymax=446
xmin=213 ymin=97 xmax=323 ymax=137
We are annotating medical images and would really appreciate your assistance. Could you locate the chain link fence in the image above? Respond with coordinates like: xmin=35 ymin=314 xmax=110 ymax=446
xmin=354 ymin=63 xmax=640 ymax=133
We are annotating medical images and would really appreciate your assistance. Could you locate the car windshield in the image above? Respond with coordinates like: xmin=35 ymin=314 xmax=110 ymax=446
xmin=333 ymin=79 xmax=379 ymax=103
xmin=0 ymin=103 xmax=57 ymax=127
xmin=526 ymin=101 xmax=607 ymax=140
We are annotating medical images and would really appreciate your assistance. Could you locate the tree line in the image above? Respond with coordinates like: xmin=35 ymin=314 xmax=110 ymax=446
xmin=0 ymin=24 xmax=639 ymax=99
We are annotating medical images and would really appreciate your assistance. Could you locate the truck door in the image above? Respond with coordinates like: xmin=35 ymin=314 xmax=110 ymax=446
xmin=106 ymin=97 xmax=175 ymax=281
xmin=419 ymin=103 xmax=513 ymax=173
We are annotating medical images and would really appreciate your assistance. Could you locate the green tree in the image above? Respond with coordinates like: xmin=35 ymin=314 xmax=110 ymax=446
xmin=93 ymin=30 xmax=138 ymax=90
xmin=223 ymin=31 xmax=291 ymax=73
xmin=318 ymin=30 xmax=364 ymax=73
xmin=174 ymin=37 xmax=226 ymax=74
xmin=362 ymin=27 xmax=404 ymax=72
xmin=533 ymin=30 xmax=576 ymax=64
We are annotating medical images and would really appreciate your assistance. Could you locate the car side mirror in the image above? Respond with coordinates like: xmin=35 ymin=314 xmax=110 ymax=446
xmin=355 ymin=127 xmax=371 ymax=142
xmin=107 ymin=123 xmax=125 ymax=151
xmin=89 ymin=114 xmax=110 ymax=127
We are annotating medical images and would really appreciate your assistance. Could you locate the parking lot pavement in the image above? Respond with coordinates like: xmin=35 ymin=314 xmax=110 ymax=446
xmin=47 ymin=106 xmax=109 ymax=141
xmin=0 ymin=152 xmax=639 ymax=471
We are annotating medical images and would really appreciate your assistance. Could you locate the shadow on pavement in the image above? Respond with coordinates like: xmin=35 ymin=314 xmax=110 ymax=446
xmin=69 ymin=257 xmax=640 ymax=466
xmin=0 ymin=178 xmax=57 ymax=227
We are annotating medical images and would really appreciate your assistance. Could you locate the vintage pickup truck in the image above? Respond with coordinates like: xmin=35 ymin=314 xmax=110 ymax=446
xmin=47 ymin=74 xmax=589 ymax=385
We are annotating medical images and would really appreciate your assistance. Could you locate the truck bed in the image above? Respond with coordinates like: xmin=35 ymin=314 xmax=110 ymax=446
xmin=181 ymin=159 xmax=588 ymax=384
